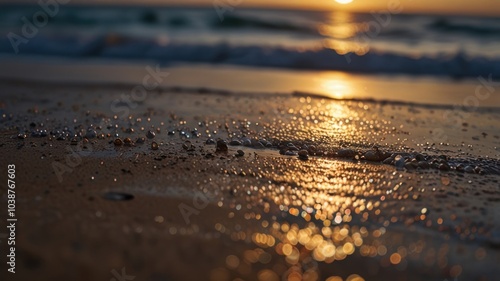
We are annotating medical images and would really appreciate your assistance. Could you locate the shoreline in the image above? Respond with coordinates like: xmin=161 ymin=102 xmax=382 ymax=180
xmin=1 ymin=58 xmax=499 ymax=108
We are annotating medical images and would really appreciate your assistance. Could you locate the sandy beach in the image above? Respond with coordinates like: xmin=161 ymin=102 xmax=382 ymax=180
xmin=1 ymin=76 xmax=499 ymax=281
xmin=1 ymin=2 xmax=500 ymax=280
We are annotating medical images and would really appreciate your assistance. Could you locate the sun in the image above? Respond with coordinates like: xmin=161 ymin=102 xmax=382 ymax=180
xmin=335 ymin=0 xmax=353 ymax=4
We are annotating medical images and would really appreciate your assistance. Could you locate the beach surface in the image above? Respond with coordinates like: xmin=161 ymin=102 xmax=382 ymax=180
xmin=1 ymin=71 xmax=499 ymax=281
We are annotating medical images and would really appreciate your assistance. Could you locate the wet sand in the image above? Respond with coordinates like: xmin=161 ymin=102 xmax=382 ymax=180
xmin=0 ymin=79 xmax=500 ymax=281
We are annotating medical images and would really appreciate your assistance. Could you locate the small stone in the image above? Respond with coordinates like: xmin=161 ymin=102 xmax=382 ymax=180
xmin=474 ymin=166 xmax=483 ymax=174
xmin=418 ymin=161 xmax=429 ymax=169
xmin=183 ymin=141 xmax=194 ymax=151
xmin=338 ymin=149 xmax=356 ymax=158
xmin=438 ymin=155 xmax=448 ymax=161
xmin=236 ymin=150 xmax=245 ymax=157
xmin=17 ymin=133 xmax=26 ymax=139
xmin=298 ymin=150 xmax=309 ymax=157
xmin=464 ymin=165 xmax=474 ymax=173
xmin=441 ymin=177 xmax=450 ymax=186
xmin=382 ymin=157 xmax=393 ymax=165
xmin=103 ymin=192 xmax=134 ymax=201
xmin=124 ymin=138 xmax=133 ymax=146
xmin=364 ymin=150 xmax=381 ymax=161
xmin=405 ymin=163 xmax=416 ymax=170
xmin=146 ymin=130 xmax=156 ymax=139
xmin=114 ymin=138 xmax=123 ymax=146
xmin=216 ymin=140 xmax=228 ymax=152
xmin=253 ymin=142 xmax=265 ymax=149
xmin=415 ymin=153 xmax=426 ymax=161
xmin=151 ymin=141 xmax=159 ymax=150
xmin=285 ymin=151 xmax=297 ymax=156
xmin=229 ymin=140 xmax=242 ymax=146
xmin=136 ymin=137 xmax=145 ymax=144
xmin=242 ymin=138 xmax=252 ymax=147
xmin=85 ymin=129 xmax=97 ymax=139
xmin=206 ymin=138 xmax=215 ymax=145
xmin=394 ymin=155 xmax=405 ymax=168
xmin=438 ymin=163 xmax=450 ymax=171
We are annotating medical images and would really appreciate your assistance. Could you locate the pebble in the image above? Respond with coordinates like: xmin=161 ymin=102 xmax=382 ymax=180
xmin=415 ymin=153 xmax=426 ymax=161
xmin=298 ymin=150 xmax=309 ymax=157
xmin=146 ymin=130 xmax=156 ymax=139
xmin=253 ymin=142 xmax=265 ymax=149
xmin=85 ymin=129 xmax=97 ymax=139
xmin=337 ymin=149 xmax=356 ymax=158
xmin=242 ymin=138 xmax=252 ymax=147
xmin=206 ymin=138 xmax=215 ymax=145
xmin=183 ymin=141 xmax=195 ymax=151
xmin=136 ymin=137 xmax=145 ymax=144
xmin=216 ymin=140 xmax=228 ymax=152
xmin=103 ymin=192 xmax=134 ymax=201
xmin=439 ymin=163 xmax=451 ymax=171
xmin=474 ymin=166 xmax=484 ymax=175
xmin=191 ymin=129 xmax=200 ymax=138
xmin=229 ymin=140 xmax=242 ymax=146
xmin=364 ymin=150 xmax=381 ymax=161
xmin=236 ymin=150 xmax=245 ymax=157
xmin=382 ymin=157 xmax=393 ymax=165
xmin=405 ymin=163 xmax=416 ymax=170
xmin=151 ymin=141 xmax=159 ymax=150
xmin=298 ymin=150 xmax=309 ymax=160
xmin=114 ymin=138 xmax=123 ymax=146
xmin=124 ymin=138 xmax=133 ymax=146
xmin=418 ymin=161 xmax=430 ymax=169
xmin=464 ymin=165 xmax=474 ymax=173
xmin=394 ymin=155 xmax=406 ymax=169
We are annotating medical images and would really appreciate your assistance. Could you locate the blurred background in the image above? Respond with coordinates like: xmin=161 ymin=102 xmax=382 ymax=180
xmin=0 ymin=0 xmax=499 ymax=103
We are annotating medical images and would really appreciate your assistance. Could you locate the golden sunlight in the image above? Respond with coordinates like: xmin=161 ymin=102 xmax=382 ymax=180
xmin=335 ymin=0 xmax=353 ymax=4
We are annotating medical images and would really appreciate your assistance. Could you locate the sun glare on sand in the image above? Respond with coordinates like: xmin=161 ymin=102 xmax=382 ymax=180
xmin=335 ymin=0 xmax=353 ymax=4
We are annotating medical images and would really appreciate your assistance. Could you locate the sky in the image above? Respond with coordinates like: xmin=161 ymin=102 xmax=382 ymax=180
xmin=3 ymin=0 xmax=500 ymax=16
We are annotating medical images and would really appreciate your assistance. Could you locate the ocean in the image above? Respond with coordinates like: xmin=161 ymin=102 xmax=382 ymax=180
xmin=0 ymin=5 xmax=499 ymax=78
